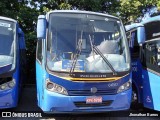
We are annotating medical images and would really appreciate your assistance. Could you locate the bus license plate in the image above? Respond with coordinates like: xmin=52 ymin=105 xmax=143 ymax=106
xmin=86 ymin=96 xmax=102 ymax=104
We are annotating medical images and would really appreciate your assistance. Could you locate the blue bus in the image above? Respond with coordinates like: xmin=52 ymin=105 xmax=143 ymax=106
xmin=36 ymin=10 xmax=132 ymax=113
xmin=126 ymin=16 xmax=160 ymax=111
xmin=0 ymin=16 xmax=26 ymax=108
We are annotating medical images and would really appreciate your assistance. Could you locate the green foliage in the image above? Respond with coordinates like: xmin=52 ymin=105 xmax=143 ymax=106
xmin=59 ymin=2 xmax=71 ymax=10
xmin=119 ymin=0 xmax=160 ymax=23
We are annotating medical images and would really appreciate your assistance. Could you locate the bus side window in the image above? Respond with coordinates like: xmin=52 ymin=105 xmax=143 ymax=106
xmin=144 ymin=43 xmax=160 ymax=68
xmin=36 ymin=40 xmax=43 ymax=64
xmin=141 ymin=43 xmax=160 ymax=74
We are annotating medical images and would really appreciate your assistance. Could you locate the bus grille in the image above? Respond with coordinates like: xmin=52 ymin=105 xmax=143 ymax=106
xmin=74 ymin=100 xmax=113 ymax=107
xmin=68 ymin=89 xmax=116 ymax=96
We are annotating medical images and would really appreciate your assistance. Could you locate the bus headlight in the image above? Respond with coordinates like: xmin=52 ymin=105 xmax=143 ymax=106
xmin=0 ymin=84 xmax=7 ymax=90
xmin=8 ymin=80 xmax=15 ymax=88
xmin=46 ymin=79 xmax=68 ymax=95
xmin=117 ymin=79 xmax=132 ymax=93
xmin=0 ymin=78 xmax=15 ymax=90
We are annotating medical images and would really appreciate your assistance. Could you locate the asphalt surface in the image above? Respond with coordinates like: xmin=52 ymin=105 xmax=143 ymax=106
xmin=0 ymin=85 xmax=160 ymax=120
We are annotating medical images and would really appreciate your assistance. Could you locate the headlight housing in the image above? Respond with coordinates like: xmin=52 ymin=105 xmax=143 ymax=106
xmin=117 ymin=79 xmax=132 ymax=93
xmin=0 ymin=78 xmax=16 ymax=91
xmin=46 ymin=79 xmax=68 ymax=95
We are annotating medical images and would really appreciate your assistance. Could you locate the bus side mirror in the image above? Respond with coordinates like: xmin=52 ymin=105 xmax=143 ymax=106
xmin=37 ymin=15 xmax=46 ymax=39
xmin=137 ymin=27 xmax=145 ymax=44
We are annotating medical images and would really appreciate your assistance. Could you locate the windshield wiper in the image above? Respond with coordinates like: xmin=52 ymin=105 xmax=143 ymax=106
xmin=89 ymin=34 xmax=117 ymax=75
xmin=69 ymin=31 xmax=83 ymax=76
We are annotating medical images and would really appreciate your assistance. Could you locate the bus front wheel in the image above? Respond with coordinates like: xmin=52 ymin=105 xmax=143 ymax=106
xmin=131 ymin=86 xmax=142 ymax=110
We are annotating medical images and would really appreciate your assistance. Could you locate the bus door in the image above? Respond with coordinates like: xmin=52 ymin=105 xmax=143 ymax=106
xmin=128 ymin=30 xmax=143 ymax=103
xmin=142 ymin=41 xmax=160 ymax=111
xmin=142 ymin=21 xmax=160 ymax=111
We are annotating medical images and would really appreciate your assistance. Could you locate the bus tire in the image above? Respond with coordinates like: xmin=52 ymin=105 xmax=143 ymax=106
xmin=131 ymin=85 xmax=142 ymax=110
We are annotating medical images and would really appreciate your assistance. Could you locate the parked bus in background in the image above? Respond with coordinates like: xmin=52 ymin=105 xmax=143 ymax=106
xmin=36 ymin=10 xmax=132 ymax=113
xmin=0 ymin=16 xmax=26 ymax=108
xmin=125 ymin=15 xmax=160 ymax=111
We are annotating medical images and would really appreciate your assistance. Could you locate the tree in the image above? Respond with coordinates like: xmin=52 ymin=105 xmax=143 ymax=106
xmin=0 ymin=0 xmax=39 ymax=83
xmin=1 ymin=0 xmax=160 ymax=84
xmin=119 ymin=0 xmax=160 ymax=24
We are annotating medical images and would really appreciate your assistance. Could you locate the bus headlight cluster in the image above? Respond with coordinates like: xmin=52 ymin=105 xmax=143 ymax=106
xmin=0 ymin=79 xmax=15 ymax=90
xmin=46 ymin=79 xmax=68 ymax=95
xmin=0 ymin=84 xmax=7 ymax=90
xmin=117 ymin=79 xmax=132 ymax=93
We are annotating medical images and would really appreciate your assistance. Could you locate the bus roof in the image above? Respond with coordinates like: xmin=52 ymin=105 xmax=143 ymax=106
xmin=47 ymin=10 xmax=119 ymax=20
xmin=125 ymin=15 xmax=160 ymax=31
xmin=141 ymin=15 xmax=160 ymax=25
xmin=0 ymin=16 xmax=17 ymax=23
xmin=125 ymin=23 xmax=143 ymax=31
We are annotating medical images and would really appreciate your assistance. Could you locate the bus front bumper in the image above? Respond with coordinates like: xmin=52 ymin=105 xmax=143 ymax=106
xmin=41 ymin=88 xmax=132 ymax=113
xmin=0 ymin=88 xmax=18 ymax=109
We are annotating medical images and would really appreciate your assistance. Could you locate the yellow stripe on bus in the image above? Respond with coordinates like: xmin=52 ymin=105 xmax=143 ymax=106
xmin=51 ymin=73 xmax=129 ymax=82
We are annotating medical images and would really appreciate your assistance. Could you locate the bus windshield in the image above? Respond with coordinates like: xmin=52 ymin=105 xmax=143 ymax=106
xmin=47 ymin=13 xmax=130 ymax=73
xmin=145 ymin=21 xmax=160 ymax=41
xmin=0 ymin=19 xmax=15 ymax=67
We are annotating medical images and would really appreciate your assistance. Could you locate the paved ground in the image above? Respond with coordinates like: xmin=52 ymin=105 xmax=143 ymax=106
xmin=0 ymin=85 xmax=160 ymax=120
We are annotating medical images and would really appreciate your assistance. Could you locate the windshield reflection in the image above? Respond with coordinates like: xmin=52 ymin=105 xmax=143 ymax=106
xmin=0 ymin=19 xmax=15 ymax=67
xmin=47 ymin=13 xmax=130 ymax=73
